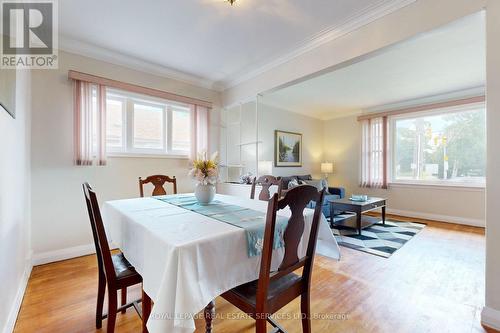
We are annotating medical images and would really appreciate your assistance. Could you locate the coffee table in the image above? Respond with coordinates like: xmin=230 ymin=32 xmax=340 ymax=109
xmin=329 ymin=197 xmax=387 ymax=235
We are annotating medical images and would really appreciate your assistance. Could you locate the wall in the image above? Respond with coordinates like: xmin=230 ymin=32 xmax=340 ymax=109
xmin=259 ymin=103 xmax=323 ymax=178
xmin=483 ymin=0 xmax=500 ymax=329
xmin=323 ymin=115 xmax=485 ymax=226
xmin=0 ymin=69 xmax=31 ymax=333
xmin=30 ymin=51 xmax=220 ymax=263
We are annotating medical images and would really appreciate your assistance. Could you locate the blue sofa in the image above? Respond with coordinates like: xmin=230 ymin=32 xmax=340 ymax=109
xmin=281 ymin=175 xmax=345 ymax=219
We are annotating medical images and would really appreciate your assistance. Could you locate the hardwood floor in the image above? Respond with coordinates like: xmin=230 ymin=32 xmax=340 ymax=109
xmin=14 ymin=215 xmax=495 ymax=333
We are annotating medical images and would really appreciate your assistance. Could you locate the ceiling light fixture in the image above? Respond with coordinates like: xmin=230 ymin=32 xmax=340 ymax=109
xmin=227 ymin=0 xmax=237 ymax=5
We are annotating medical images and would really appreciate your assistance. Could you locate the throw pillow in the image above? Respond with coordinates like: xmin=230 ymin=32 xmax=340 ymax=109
xmin=304 ymin=179 xmax=329 ymax=192
xmin=287 ymin=178 xmax=300 ymax=189
xmin=281 ymin=176 xmax=296 ymax=189
xmin=321 ymin=178 xmax=330 ymax=194
xmin=288 ymin=179 xmax=307 ymax=189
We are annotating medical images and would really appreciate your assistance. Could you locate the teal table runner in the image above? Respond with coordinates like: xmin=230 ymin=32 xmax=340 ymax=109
xmin=155 ymin=195 xmax=288 ymax=257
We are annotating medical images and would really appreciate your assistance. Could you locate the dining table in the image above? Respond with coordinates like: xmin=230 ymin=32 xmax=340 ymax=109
xmin=102 ymin=193 xmax=341 ymax=333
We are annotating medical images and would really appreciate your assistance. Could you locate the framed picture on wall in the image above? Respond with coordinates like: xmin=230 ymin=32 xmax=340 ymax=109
xmin=275 ymin=130 xmax=302 ymax=167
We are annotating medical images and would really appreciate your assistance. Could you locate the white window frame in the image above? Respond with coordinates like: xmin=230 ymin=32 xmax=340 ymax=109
xmin=105 ymin=95 xmax=127 ymax=152
xmin=170 ymin=105 xmax=192 ymax=156
xmin=105 ymin=89 xmax=191 ymax=159
xmin=389 ymin=102 xmax=486 ymax=188
xmin=130 ymin=99 xmax=166 ymax=154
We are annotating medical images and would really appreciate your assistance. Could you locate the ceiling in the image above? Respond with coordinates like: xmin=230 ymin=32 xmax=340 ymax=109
xmin=263 ymin=12 xmax=486 ymax=120
xmin=59 ymin=0 xmax=415 ymax=90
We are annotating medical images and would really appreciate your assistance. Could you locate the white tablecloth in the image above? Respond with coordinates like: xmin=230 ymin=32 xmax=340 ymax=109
xmin=102 ymin=194 xmax=340 ymax=333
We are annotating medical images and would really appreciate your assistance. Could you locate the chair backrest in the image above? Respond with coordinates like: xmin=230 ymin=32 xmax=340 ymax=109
xmin=139 ymin=175 xmax=177 ymax=197
xmin=256 ymin=185 xmax=325 ymax=307
xmin=82 ymin=183 xmax=117 ymax=287
xmin=250 ymin=175 xmax=283 ymax=201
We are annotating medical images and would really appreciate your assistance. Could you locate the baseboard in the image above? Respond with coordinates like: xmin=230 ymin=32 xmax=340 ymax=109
xmin=32 ymin=243 xmax=96 ymax=266
xmin=32 ymin=242 xmax=118 ymax=266
xmin=386 ymin=208 xmax=485 ymax=227
xmin=2 ymin=262 xmax=32 ymax=333
xmin=481 ymin=306 xmax=500 ymax=331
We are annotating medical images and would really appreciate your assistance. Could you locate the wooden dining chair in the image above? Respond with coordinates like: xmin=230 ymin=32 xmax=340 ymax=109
xmin=83 ymin=182 xmax=144 ymax=333
xmin=139 ymin=174 xmax=177 ymax=197
xmin=221 ymin=185 xmax=326 ymax=333
xmin=250 ymin=175 xmax=283 ymax=201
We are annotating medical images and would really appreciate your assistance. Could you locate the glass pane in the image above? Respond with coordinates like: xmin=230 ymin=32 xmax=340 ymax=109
xmin=172 ymin=108 xmax=191 ymax=152
xmin=106 ymin=99 xmax=124 ymax=148
xmin=133 ymin=103 xmax=164 ymax=149
xmin=394 ymin=108 xmax=486 ymax=184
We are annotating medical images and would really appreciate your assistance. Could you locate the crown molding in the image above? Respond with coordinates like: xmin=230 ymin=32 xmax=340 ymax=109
xmin=321 ymin=109 xmax=364 ymax=121
xmin=363 ymin=85 xmax=486 ymax=114
xmin=221 ymin=0 xmax=417 ymax=90
xmin=59 ymin=35 xmax=224 ymax=91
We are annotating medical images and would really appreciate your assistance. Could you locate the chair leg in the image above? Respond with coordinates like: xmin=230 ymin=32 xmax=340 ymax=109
xmin=204 ymin=300 xmax=215 ymax=333
xmin=256 ymin=318 xmax=267 ymax=333
xmin=96 ymin=272 xmax=105 ymax=329
xmin=107 ymin=289 xmax=118 ymax=333
xmin=121 ymin=287 xmax=127 ymax=314
xmin=301 ymin=293 xmax=311 ymax=333
xmin=142 ymin=289 xmax=152 ymax=333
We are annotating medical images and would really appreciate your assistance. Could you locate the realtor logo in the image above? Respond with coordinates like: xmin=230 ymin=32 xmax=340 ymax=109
xmin=1 ymin=0 xmax=58 ymax=68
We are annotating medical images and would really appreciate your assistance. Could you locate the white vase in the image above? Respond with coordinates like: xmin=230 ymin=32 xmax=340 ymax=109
xmin=195 ymin=184 xmax=216 ymax=205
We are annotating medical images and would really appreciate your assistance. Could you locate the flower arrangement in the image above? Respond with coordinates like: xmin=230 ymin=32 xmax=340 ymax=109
xmin=189 ymin=151 xmax=219 ymax=185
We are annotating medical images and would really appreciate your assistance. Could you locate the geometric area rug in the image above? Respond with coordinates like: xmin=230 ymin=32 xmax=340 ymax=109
xmin=331 ymin=220 xmax=426 ymax=258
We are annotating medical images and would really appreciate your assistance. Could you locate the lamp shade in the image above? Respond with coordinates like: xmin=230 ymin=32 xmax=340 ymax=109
xmin=258 ymin=161 xmax=273 ymax=176
xmin=321 ymin=162 xmax=333 ymax=174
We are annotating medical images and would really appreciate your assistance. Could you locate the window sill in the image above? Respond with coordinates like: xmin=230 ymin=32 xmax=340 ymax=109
xmin=108 ymin=152 xmax=189 ymax=160
xmin=388 ymin=181 xmax=485 ymax=191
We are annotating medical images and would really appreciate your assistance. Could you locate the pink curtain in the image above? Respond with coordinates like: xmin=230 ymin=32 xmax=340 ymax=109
xmin=190 ymin=105 xmax=209 ymax=160
xmin=74 ymin=81 xmax=107 ymax=166
xmin=360 ymin=116 xmax=387 ymax=188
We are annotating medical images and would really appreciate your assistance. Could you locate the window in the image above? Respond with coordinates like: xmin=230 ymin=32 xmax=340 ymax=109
xmin=105 ymin=89 xmax=192 ymax=157
xmin=72 ymin=73 xmax=210 ymax=166
xmin=106 ymin=98 xmax=125 ymax=149
xmin=171 ymin=107 xmax=191 ymax=153
xmin=392 ymin=104 xmax=485 ymax=186
xmin=360 ymin=117 xmax=388 ymax=188
xmin=133 ymin=102 xmax=164 ymax=150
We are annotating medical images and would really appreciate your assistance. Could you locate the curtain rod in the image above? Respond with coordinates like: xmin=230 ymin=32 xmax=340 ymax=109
xmin=357 ymin=95 xmax=485 ymax=121
xmin=68 ymin=70 xmax=213 ymax=109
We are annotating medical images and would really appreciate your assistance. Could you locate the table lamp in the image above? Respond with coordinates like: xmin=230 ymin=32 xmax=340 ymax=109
xmin=321 ymin=162 xmax=333 ymax=179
